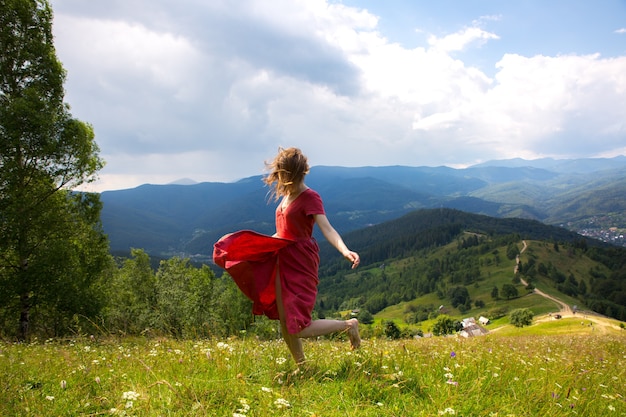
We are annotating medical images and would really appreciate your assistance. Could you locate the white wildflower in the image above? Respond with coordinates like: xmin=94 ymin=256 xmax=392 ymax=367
xmin=122 ymin=391 xmax=140 ymax=401
xmin=274 ymin=398 xmax=291 ymax=409
xmin=236 ymin=398 xmax=250 ymax=414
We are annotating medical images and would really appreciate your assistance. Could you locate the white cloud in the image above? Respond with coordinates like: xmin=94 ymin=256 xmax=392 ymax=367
xmin=428 ymin=26 xmax=500 ymax=52
xmin=50 ymin=0 xmax=626 ymax=191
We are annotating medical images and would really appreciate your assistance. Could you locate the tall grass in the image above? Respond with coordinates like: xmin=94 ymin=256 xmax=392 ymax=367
xmin=1 ymin=324 xmax=624 ymax=416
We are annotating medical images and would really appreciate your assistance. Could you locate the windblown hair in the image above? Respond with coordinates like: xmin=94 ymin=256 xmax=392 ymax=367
xmin=263 ymin=147 xmax=310 ymax=200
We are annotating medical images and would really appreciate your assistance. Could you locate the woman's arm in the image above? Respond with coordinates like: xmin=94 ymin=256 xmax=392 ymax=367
xmin=314 ymin=214 xmax=360 ymax=269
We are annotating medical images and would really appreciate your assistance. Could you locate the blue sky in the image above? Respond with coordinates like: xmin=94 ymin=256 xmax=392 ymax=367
xmin=49 ymin=0 xmax=626 ymax=191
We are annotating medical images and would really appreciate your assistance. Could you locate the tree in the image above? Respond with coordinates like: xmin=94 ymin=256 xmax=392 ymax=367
xmin=383 ymin=320 xmax=401 ymax=339
xmin=510 ymin=308 xmax=534 ymax=327
xmin=357 ymin=309 xmax=374 ymax=325
xmin=432 ymin=315 xmax=456 ymax=336
xmin=501 ymin=283 xmax=519 ymax=300
xmin=103 ymin=249 xmax=157 ymax=335
xmin=491 ymin=286 xmax=499 ymax=300
xmin=448 ymin=285 xmax=470 ymax=308
xmin=506 ymin=243 xmax=519 ymax=260
xmin=154 ymin=257 xmax=215 ymax=338
xmin=0 ymin=0 xmax=105 ymax=339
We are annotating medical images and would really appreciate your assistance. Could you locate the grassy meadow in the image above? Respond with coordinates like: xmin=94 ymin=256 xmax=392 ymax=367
xmin=1 ymin=318 xmax=624 ymax=416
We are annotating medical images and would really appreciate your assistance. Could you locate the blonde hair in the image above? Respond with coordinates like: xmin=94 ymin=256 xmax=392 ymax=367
xmin=263 ymin=147 xmax=310 ymax=200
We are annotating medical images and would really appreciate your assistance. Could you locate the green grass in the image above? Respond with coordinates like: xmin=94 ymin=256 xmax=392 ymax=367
xmin=2 ymin=327 xmax=625 ymax=416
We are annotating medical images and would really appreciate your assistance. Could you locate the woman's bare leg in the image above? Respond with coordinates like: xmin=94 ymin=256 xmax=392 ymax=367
xmin=275 ymin=268 xmax=361 ymax=364
xmin=275 ymin=270 xmax=305 ymax=364
xmin=296 ymin=318 xmax=361 ymax=350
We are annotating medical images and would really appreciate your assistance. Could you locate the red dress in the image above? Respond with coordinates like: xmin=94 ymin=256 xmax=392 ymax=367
xmin=213 ymin=189 xmax=324 ymax=334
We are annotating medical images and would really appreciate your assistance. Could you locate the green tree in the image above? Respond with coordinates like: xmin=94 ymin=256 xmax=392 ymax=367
xmin=501 ymin=283 xmax=519 ymax=300
xmin=491 ymin=286 xmax=499 ymax=300
xmin=447 ymin=285 xmax=470 ymax=308
xmin=154 ymin=257 xmax=214 ymax=338
xmin=384 ymin=320 xmax=401 ymax=339
xmin=104 ymin=249 xmax=157 ymax=335
xmin=0 ymin=0 xmax=106 ymax=339
xmin=357 ymin=309 xmax=374 ymax=325
xmin=210 ymin=275 xmax=253 ymax=337
xmin=432 ymin=315 xmax=456 ymax=336
xmin=506 ymin=242 xmax=519 ymax=260
xmin=510 ymin=308 xmax=534 ymax=327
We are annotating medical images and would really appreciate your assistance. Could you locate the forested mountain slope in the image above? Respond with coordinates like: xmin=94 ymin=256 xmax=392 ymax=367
xmin=99 ymin=157 xmax=626 ymax=256
xmin=312 ymin=209 xmax=626 ymax=323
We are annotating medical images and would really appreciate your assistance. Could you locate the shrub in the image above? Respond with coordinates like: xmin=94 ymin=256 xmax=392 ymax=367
xmin=510 ymin=308 xmax=534 ymax=327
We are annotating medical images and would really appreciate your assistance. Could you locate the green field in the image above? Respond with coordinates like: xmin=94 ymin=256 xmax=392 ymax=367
xmin=2 ymin=240 xmax=624 ymax=416
xmin=1 ymin=319 xmax=624 ymax=416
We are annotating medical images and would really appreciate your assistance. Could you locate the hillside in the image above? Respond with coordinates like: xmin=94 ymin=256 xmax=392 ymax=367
xmin=310 ymin=209 xmax=626 ymax=324
xmin=99 ymin=156 xmax=626 ymax=257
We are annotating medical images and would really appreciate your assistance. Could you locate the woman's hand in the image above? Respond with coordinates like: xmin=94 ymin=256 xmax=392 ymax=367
xmin=344 ymin=250 xmax=360 ymax=269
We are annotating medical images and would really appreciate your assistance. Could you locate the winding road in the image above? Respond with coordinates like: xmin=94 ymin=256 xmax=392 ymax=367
xmin=505 ymin=240 xmax=624 ymax=332
xmin=516 ymin=241 xmax=573 ymax=316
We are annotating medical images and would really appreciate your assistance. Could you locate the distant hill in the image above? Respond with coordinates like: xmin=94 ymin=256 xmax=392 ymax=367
xmin=471 ymin=155 xmax=626 ymax=173
xmin=316 ymin=207 xmax=598 ymax=275
xmin=312 ymin=208 xmax=626 ymax=323
xmin=99 ymin=156 xmax=626 ymax=256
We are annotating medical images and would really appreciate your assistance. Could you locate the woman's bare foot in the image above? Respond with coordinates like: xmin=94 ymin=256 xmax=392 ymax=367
xmin=347 ymin=318 xmax=361 ymax=350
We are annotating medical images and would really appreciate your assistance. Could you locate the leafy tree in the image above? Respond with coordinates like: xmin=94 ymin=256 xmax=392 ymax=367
xmin=432 ymin=315 xmax=456 ymax=336
xmin=210 ymin=275 xmax=254 ymax=337
xmin=506 ymin=243 xmax=519 ymax=260
xmin=383 ymin=320 xmax=401 ymax=339
xmin=510 ymin=308 xmax=534 ymax=327
xmin=357 ymin=309 xmax=374 ymax=325
xmin=501 ymin=283 xmax=519 ymax=300
xmin=154 ymin=257 xmax=214 ymax=338
xmin=491 ymin=286 xmax=499 ymax=300
xmin=447 ymin=285 xmax=470 ymax=308
xmin=0 ymin=0 xmax=106 ymax=339
xmin=103 ymin=249 xmax=157 ymax=335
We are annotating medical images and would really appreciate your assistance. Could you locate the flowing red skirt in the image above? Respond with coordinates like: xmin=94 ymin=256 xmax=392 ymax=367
xmin=213 ymin=230 xmax=320 ymax=334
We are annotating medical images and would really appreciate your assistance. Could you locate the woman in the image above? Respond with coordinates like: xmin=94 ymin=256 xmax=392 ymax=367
xmin=213 ymin=147 xmax=360 ymax=364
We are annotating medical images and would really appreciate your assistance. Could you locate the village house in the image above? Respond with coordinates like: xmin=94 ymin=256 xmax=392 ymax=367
xmin=460 ymin=317 xmax=489 ymax=338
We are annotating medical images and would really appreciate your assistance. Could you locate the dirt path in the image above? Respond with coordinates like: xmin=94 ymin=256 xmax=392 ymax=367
xmin=516 ymin=241 xmax=622 ymax=331
xmin=517 ymin=240 xmax=572 ymax=316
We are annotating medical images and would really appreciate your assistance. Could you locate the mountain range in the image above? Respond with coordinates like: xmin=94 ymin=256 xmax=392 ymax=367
xmin=99 ymin=156 xmax=626 ymax=259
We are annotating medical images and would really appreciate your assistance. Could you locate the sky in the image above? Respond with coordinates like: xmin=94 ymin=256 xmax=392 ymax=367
xmin=48 ymin=0 xmax=626 ymax=192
